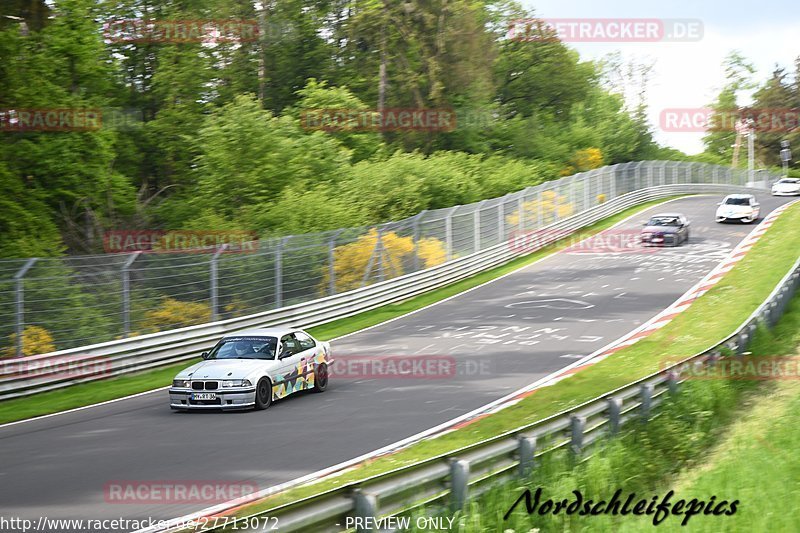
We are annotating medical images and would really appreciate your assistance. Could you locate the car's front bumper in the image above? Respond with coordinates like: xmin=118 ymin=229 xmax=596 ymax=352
xmin=641 ymin=233 xmax=679 ymax=246
xmin=772 ymin=190 xmax=800 ymax=196
xmin=715 ymin=212 xmax=754 ymax=222
xmin=169 ymin=387 xmax=256 ymax=410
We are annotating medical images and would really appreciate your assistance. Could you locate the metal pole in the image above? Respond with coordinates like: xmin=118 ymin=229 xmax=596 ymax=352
xmin=210 ymin=244 xmax=228 ymax=321
xmin=13 ymin=258 xmax=38 ymax=357
xmin=474 ymin=201 xmax=485 ymax=253
xmin=376 ymin=228 xmax=385 ymax=282
xmin=412 ymin=210 xmax=427 ymax=272
xmin=328 ymin=232 xmax=338 ymax=295
xmin=121 ymin=252 xmax=141 ymax=338
xmin=517 ymin=194 xmax=524 ymax=233
xmin=275 ymin=237 xmax=287 ymax=308
xmin=497 ymin=201 xmax=505 ymax=243
xmin=445 ymin=207 xmax=458 ymax=261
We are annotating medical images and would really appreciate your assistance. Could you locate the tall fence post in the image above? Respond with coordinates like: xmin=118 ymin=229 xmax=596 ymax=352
xmin=121 ymin=252 xmax=141 ymax=338
xmin=497 ymin=201 xmax=505 ymax=244
xmin=445 ymin=207 xmax=458 ymax=261
xmin=473 ymin=201 xmax=485 ymax=253
xmin=517 ymin=194 xmax=524 ymax=233
xmin=209 ymin=244 xmax=228 ymax=321
xmin=412 ymin=210 xmax=427 ymax=272
xmin=328 ymin=232 xmax=338 ymax=295
xmin=449 ymin=459 xmax=470 ymax=511
xmin=275 ymin=237 xmax=287 ymax=308
xmin=13 ymin=258 xmax=38 ymax=357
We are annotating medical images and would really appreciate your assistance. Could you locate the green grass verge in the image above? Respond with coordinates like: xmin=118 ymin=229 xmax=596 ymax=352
xmin=223 ymin=200 xmax=800 ymax=519
xmin=0 ymin=197 xmax=678 ymax=425
xmin=446 ymin=278 xmax=800 ymax=532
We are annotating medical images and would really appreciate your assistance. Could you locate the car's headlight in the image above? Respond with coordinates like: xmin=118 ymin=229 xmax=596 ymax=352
xmin=221 ymin=379 xmax=252 ymax=388
xmin=172 ymin=379 xmax=191 ymax=388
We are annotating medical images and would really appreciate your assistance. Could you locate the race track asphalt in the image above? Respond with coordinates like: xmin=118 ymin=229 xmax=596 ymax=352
xmin=0 ymin=193 xmax=793 ymax=530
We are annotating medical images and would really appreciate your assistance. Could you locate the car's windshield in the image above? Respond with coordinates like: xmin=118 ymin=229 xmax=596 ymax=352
xmin=208 ymin=336 xmax=278 ymax=360
xmin=647 ymin=217 xmax=680 ymax=227
xmin=777 ymin=179 xmax=799 ymax=184
xmin=724 ymin=197 xmax=750 ymax=205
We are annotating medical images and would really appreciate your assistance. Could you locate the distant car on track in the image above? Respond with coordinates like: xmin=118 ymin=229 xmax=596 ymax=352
xmin=715 ymin=194 xmax=760 ymax=223
xmin=640 ymin=213 xmax=690 ymax=247
xmin=169 ymin=327 xmax=332 ymax=411
xmin=771 ymin=178 xmax=800 ymax=196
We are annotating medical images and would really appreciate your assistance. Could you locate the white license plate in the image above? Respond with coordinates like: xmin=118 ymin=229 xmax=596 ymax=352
xmin=652 ymin=237 xmax=663 ymax=242
xmin=192 ymin=392 xmax=216 ymax=400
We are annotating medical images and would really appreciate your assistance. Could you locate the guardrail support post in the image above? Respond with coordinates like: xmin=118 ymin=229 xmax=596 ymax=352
xmin=607 ymin=397 xmax=622 ymax=435
xmin=517 ymin=435 xmax=537 ymax=477
xmin=570 ymin=415 xmax=586 ymax=456
xmin=449 ymin=459 xmax=470 ymax=511
xmin=121 ymin=252 xmax=141 ymax=338
xmin=640 ymin=383 xmax=654 ymax=422
xmin=667 ymin=371 xmax=679 ymax=396
xmin=209 ymin=244 xmax=228 ymax=321
xmin=13 ymin=258 xmax=38 ymax=357
xmin=352 ymin=489 xmax=378 ymax=533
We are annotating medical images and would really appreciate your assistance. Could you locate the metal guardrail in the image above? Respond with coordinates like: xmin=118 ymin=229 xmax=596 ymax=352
xmin=0 ymin=181 xmax=772 ymax=400
xmin=198 ymin=223 xmax=800 ymax=533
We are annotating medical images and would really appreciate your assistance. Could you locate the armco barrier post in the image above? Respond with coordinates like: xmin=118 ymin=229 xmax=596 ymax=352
xmin=606 ymin=398 xmax=622 ymax=435
xmin=13 ymin=258 xmax=38 ymax=357
xmin=352 ymin=489 xmax=378 ymax=533
xmin=450 ymin=459 xmax=470 ymax=511
xmin=121 ymin=252 xmax=141 ymax=338
xmin=570 ymin=415 xmax=586 ymax=455
xmin=639 ymin=383 xmax=654 ymax=421
xmin=209 ymin=244 xmax=229 ymax=321
xmin=517 ymin=435 xmax=537 ymax=476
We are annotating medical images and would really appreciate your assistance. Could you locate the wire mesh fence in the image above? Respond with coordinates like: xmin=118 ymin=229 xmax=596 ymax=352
xmin=0 ymin=161 xmax=781 ymax=357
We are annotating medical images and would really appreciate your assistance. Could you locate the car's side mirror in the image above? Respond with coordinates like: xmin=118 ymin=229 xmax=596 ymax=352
xmin=717 ymin=202 xmax=722 ymax=206
xmin=201 ymin=352 xmax=210 ymax=360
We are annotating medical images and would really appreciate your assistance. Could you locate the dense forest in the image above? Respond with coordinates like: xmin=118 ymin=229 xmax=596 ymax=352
xmin=0 ymin=1 xmax=797 ymax=259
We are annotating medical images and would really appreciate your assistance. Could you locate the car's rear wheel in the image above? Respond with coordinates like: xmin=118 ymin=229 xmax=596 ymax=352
xmin=313 ymin=364 xmax=328 ymax=393
xmin=255 ymin=378 xmax=272 ymax=410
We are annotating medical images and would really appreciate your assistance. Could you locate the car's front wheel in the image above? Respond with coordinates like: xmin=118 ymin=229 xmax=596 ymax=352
xmin=254 ymin=378 xmax=272 ymax=410
xmin=313 ymin=364 xmax=328 ymax=393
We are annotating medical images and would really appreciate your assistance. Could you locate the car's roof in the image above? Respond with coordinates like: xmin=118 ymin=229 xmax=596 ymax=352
xmin=222 ymin=327 xmax=300 ymax=339
xmin=723 ymin=193 xmax=755 ymax=198
xmin=650 ymin=212 xmax=684 ymax=218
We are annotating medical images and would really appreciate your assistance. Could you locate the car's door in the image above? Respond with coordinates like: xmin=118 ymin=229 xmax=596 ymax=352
xmin=293 ymin=330 xmax=319 ymax=389
xmin=750 ymin=197 xmax=760 ymax=218
xmin=274 ymin=334 xmax=303 ymax=397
